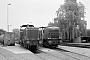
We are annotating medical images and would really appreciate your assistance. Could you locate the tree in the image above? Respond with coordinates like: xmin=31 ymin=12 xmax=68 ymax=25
xmin=0 ymin=29 xmax=6 ymax=35
xmin=47 ymin=22 xmax=54 ymax=27
xmin=55 ymin=0 xmax=86 ymax=42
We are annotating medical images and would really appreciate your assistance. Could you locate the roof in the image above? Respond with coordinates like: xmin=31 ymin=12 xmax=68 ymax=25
xmin=20 ymin=24 xmax=34 ymax=27
xmin=39 ymin=27 xmax=46 ymax=28
xmin=46 ymin=27 xmax=59 ymax=29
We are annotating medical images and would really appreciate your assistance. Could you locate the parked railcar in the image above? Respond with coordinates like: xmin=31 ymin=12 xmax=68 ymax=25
xmin=19 ymin=24 xmax=39 ymax=50
xmin=42 ymin=27 xmax=62 ymax=47
xmin=0 ymin=32 xmax=15 ymax=46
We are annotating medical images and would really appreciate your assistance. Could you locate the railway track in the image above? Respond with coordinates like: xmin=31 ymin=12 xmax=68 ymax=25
xmin=40 ymin=48 xmax=79 ymax=60
xmin=0 ymin=53 xmax=8 ymax=60
xmin=61 ymin=43 xmax=90 ymax=48
xmin=54 ymin=47 xmax=90 ymax=60
xmin=34 ymin=49 xmax=64 ymax=60
xmin=29 ymin=48 xmax=79 ymax=60
xmin=30 ymin=46 xmax=90 ymax=60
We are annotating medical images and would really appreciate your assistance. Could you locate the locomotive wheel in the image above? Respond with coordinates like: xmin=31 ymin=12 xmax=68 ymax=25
xmin=43 ymin=42 xmax=48 ymax=47
xmin=29 ymin=45 xmax=37 ymax=50
xmin=25 ymin=44 xmax=28 ymax=49
xmin=27 ymin=45 xmax=30 ymax=49
xmin=32 ymin=45 xmax=37 ymax=50
xmin=21 ymin=42 xmax=23 ymax=46
xmin=24 ymin=43 xmax=26 ymax=48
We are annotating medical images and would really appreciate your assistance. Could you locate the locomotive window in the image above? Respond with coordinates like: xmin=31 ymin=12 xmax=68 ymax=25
xmin=49 ymin=30 xmax=59 ymax=33
xmin=48 ymin=30 xmax=59 ymax=38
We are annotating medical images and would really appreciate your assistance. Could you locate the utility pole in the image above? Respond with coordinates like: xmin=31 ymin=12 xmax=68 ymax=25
xmin=7 ymin=3 xmax=11 ymax=32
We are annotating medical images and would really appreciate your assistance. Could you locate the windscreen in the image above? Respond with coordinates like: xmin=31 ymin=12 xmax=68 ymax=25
xmin=48 ymin=29 xmax=59 ymax=38
xmin=27 ymin=28 xmax=39 ymax=40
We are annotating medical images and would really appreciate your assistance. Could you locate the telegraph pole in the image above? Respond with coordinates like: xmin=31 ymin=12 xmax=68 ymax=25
xmin=7 ymin=3 xmax=11 ymax=32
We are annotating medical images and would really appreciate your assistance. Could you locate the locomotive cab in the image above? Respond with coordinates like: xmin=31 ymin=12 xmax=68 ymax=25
xmin=43 ymin=27 xmax=61 ymax=47
xmin=19 ymin=24 xmax=39 ymax=50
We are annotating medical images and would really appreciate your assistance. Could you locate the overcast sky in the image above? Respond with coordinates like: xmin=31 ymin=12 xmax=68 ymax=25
xmin=0 ymin=0 xmax=90 ymax=31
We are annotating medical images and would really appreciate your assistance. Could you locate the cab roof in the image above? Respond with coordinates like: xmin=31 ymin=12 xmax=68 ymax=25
xmin=20 ymin=24 xmax=34 ymax=27
xmin=46 ymin=27 xmax=59 ymax=29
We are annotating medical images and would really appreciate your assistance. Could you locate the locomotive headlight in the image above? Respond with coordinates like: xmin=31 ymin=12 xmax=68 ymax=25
xmin=37 ymin=38 xmax=39 ymax=40
xmin=26 ymin=41 xmax=29 ymax=44
xmin=59 ymin=40 xmax=62 ymax=43
xmin=48 ymin=38 xmax=51 ymax=39
xmin=48 ymin=41 xmax=52 ymax=43
xmin=39 ymin=41 xmax=42 ymax=44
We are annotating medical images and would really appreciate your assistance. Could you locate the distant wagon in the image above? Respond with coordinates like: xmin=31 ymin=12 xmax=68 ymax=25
xmin=0 ymin=32 xmax=15 ymax=46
